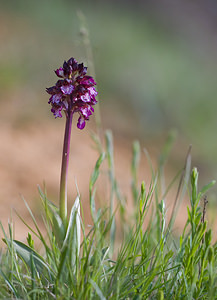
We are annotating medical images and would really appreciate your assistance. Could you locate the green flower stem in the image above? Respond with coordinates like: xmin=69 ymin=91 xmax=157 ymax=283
xmin=59 ymin=111 xmax=73 ymax=226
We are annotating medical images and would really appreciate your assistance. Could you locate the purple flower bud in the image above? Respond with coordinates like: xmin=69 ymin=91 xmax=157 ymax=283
xmin=46 ymin=86 xmax=58 ymax=95
xmin=67 ymin=57 xmax=78 ymax=67
xmin=78 ymin=63 xmax=87 ymax=76
xmin=46 ymin=57 xmax=98 ymax=129
xmin=77 ymin=116 xmax=86 ymax=129
xmin=51 ymin=104 xmax=63 ymax=118
xmin=55 ymin=67 xmax=65 ymax=78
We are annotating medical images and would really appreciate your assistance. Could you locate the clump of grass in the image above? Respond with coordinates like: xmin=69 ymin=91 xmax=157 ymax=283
xmin=0 ymin=129 xmax=216 ymax=299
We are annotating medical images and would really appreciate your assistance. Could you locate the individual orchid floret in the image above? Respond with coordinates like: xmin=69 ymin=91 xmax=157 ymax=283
xmin=46 ymin=57 xmax=98 ymax=129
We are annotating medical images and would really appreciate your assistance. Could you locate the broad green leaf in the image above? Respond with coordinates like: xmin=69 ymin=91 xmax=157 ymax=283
xmin=52 ymin=208 xmax=65 ymax=247
xmin=62 ymin=195 xmax=80 ymax=254
xmin=5 ymin=239 xmax=53 ymax=280
xmin=57 ymin=196 xmax=81 ymax=279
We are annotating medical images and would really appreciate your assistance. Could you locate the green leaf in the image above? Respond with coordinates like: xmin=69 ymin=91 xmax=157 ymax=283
xmin=89 ymin=153 xmax=105 ymax=191
xmin=5 ymin=239 xmax=53 ymax=280
xmin=89 ymin=279 xmax=106 ymax=300
xmin=0 ymin=269 xmax=18 ymax=297
xmin=89 ymin=153 xmax=105 ymax=220
xmin=52 ymin=208 xmax=65 ymax=247
xmin=205 ymin=229 xmax=212 ymax=247
xmin=198 ymin=180 xmax=216 ymax=199
xmin=57 ymin=196 xmax=81 ymax=279
xmin=105 ymin=130 xmax=114 ymax=171
xmin=63 ymin=196 xmax=80 ymax=253
xmin=131 ymin=140 xmax=141 ymax=203
xmin=27 ymin=232 xmax=34 ymax=249
xmin=187 ymin=206 xmax=191 ymax=222
xmin=208 ymin=246 xmax=214 ymax=263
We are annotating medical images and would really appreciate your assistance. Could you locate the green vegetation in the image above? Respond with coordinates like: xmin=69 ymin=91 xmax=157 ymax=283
xmin=0 ymin=132 xmax=216 ymax=299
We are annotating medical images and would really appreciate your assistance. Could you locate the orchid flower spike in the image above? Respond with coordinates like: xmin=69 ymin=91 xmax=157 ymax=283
xmin=46 ymin=57 xmax=98 ymax=129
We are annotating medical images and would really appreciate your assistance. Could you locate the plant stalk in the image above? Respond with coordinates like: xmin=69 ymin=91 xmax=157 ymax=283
xmin=59 ymin=111 xmax=73 ymax=226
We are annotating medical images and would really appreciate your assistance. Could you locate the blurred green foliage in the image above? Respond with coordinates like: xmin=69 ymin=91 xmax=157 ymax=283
xmin=1 ymin=0 xmax=217 ymax=172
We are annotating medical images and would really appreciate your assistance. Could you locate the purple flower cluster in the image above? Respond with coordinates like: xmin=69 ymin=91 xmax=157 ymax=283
xmin=46 ymin=58 xmax=98 ymax=129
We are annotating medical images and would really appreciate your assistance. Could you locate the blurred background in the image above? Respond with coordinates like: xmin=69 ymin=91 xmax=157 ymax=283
xmin=1 ymin=0 xmax=217 ymax=240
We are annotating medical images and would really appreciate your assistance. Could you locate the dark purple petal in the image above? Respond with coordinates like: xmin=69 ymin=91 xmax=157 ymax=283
xmin=72 ymin=62 xmax=78 ymax=71
xmin=68 ymin=57 xmax=78 ymax=66
xmin=78 ymin=63 xmax=87 ymax=75
xmin=90 ymin=97 xmax=97 ymax=105
xmin=77 ymin=116 xmax=86 ymax=129
xmin=66 ymin=58 xmax=78 ymax=72
xmin=55 ymin=67 xmax=65 ymax=78
xmin=79 ymin=76 xmax=96 ymax=86
xmin=76 ymin=85 xmax=87 ymax=95
xmin=46 ymin=86 xmax=57 ymax=95
xmin=63 ymin=61 xmax=72 ymax=77
xmin=51 ymin=104 xmax=63 ymax=118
